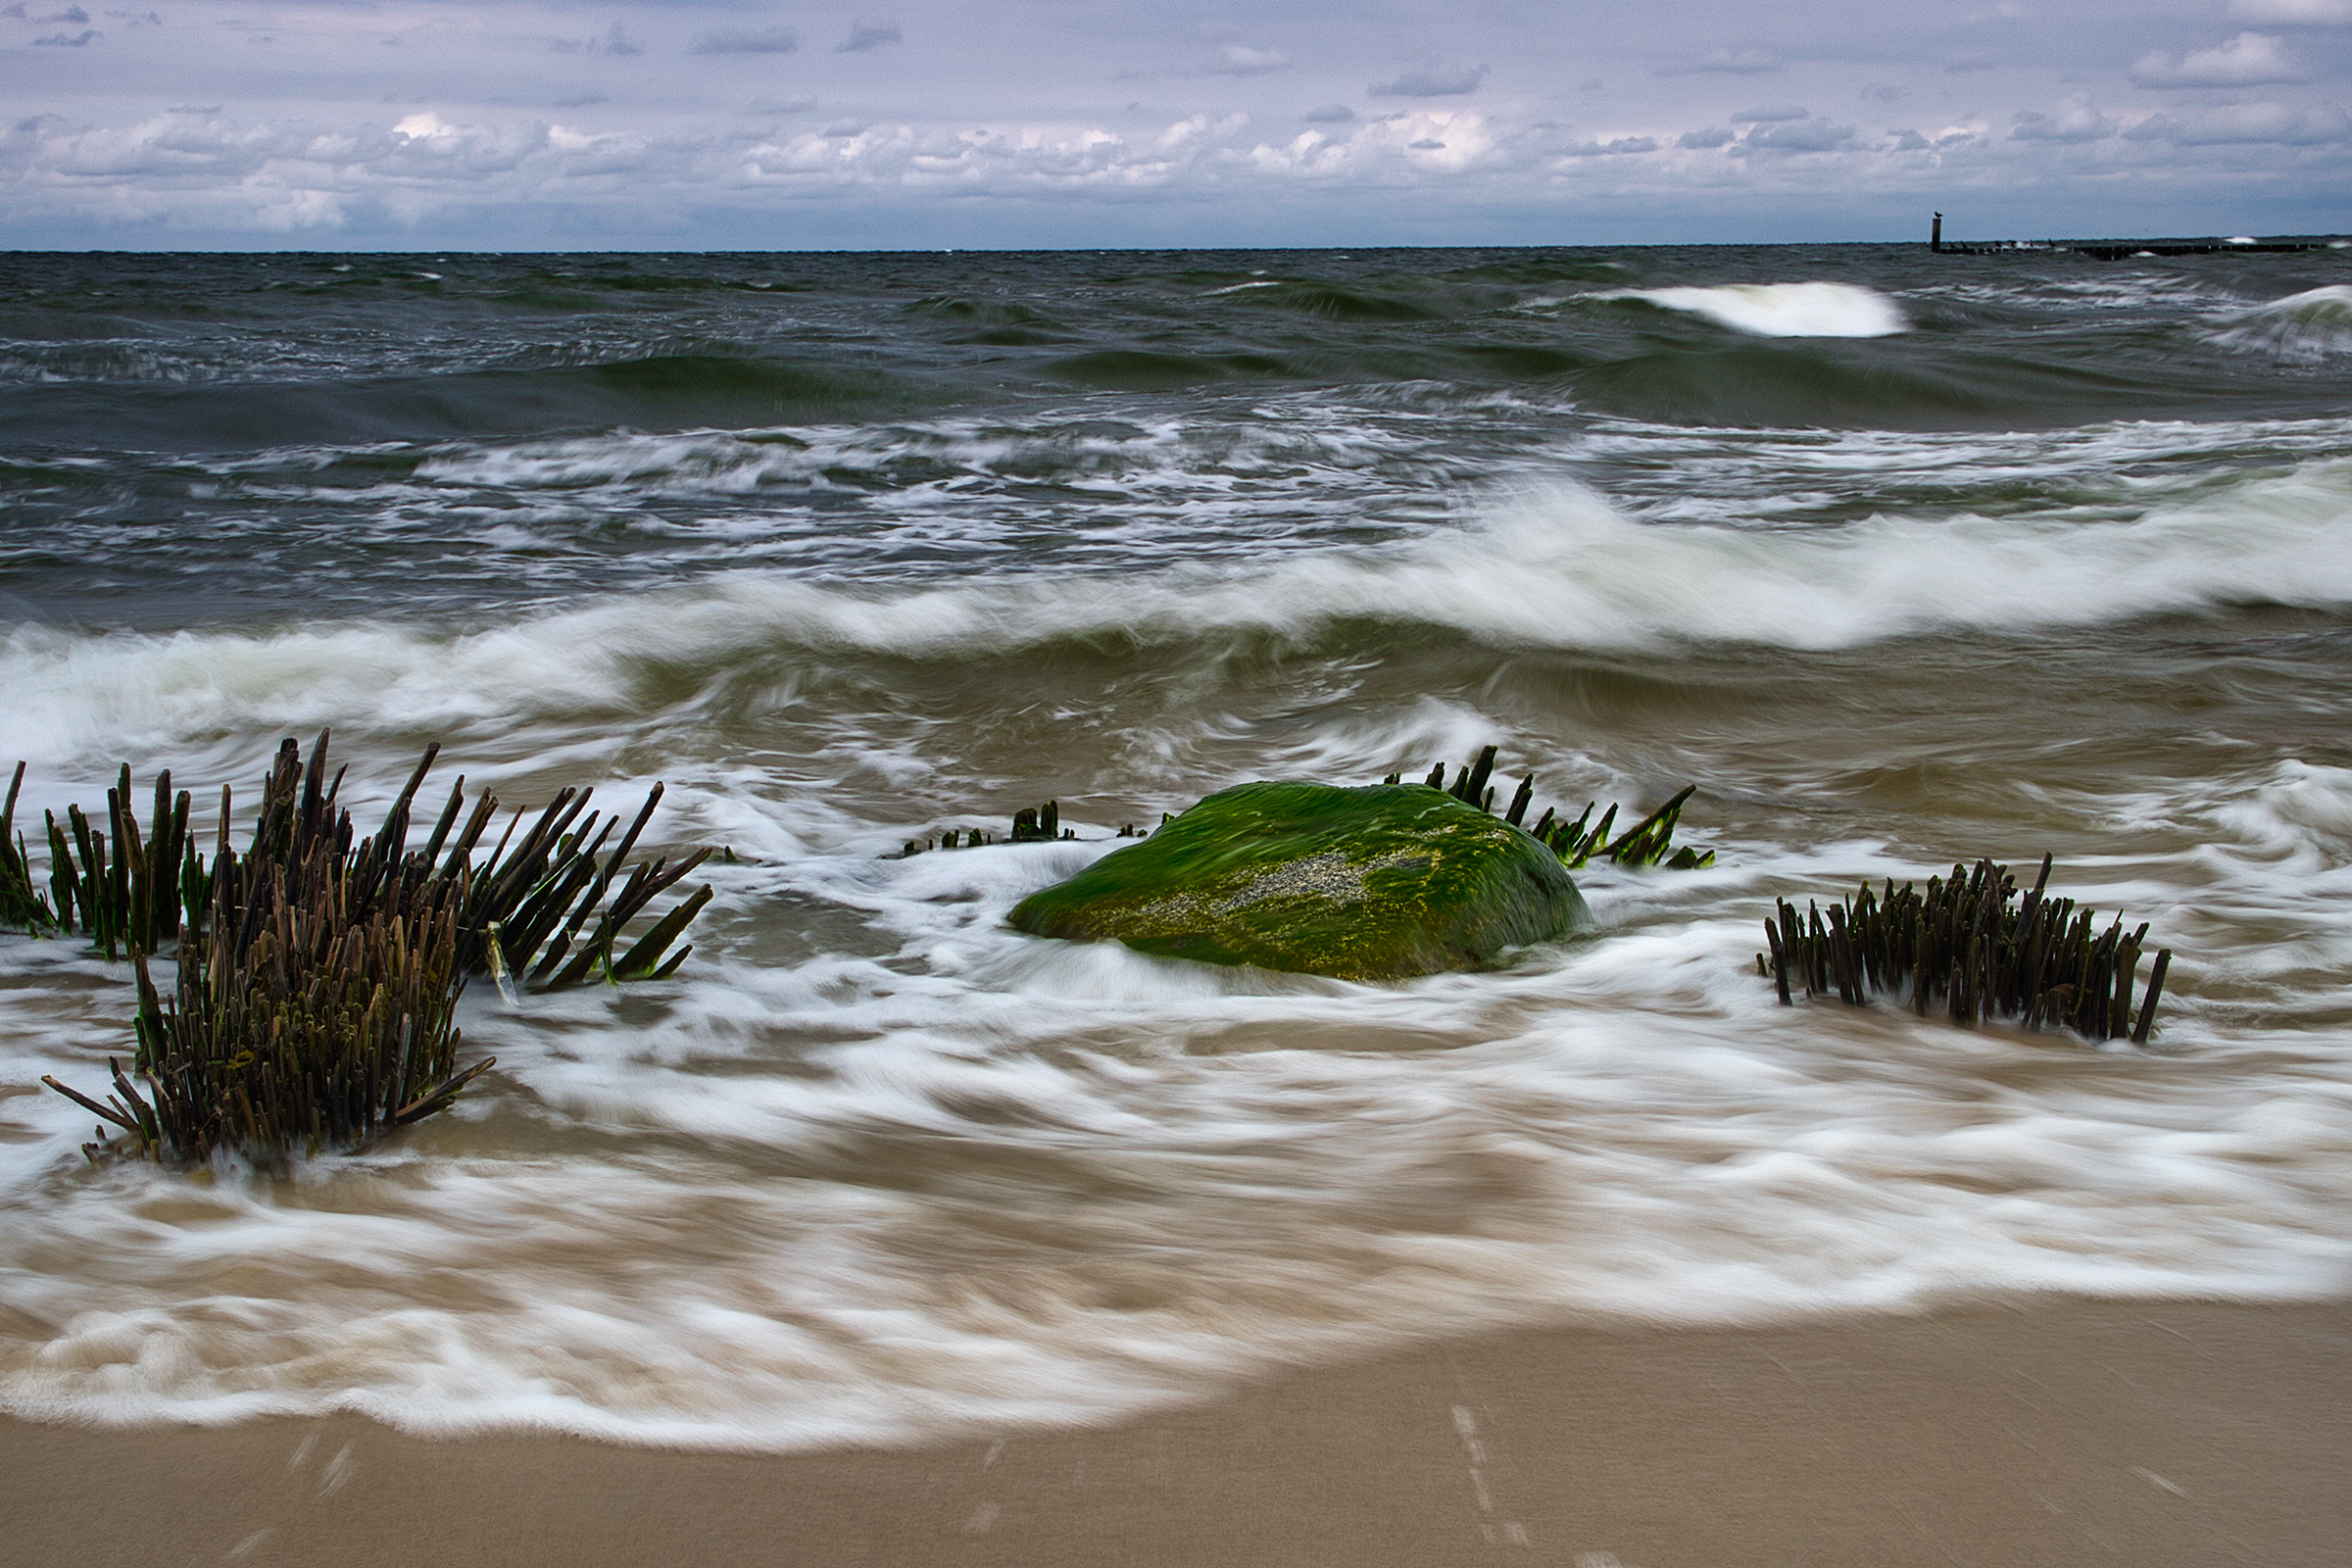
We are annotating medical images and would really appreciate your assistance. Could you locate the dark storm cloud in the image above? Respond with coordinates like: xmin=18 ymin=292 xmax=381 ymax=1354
xmin=835 ymin=20 xmax=900 ymax=52
xmin=1368 ymin=59 xmax=1488 ymax=96
xmin=552 ymin=24 xmax=641 ymax=56
xmin=695 ymin=26 xmax=798 ymax=55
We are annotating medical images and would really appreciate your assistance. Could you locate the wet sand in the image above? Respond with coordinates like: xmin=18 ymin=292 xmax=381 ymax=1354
xmin=9 ymin=1298 xmax=2348 ymax=1568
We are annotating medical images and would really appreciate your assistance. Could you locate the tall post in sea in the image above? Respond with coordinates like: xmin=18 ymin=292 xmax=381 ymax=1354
xmin=1931 ymin=212 xmax=1943 ymax=253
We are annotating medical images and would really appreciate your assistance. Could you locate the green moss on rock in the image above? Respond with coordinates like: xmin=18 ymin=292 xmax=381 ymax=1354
xmin=1007 ymin=781 xmax=1590 ymax=981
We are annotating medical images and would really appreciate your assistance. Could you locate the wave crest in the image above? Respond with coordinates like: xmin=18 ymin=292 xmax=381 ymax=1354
xmin=2208 ymin=285 xmax=2352 ymax=365
xmin=1590 ymin=281 xmax=1909 ymax=338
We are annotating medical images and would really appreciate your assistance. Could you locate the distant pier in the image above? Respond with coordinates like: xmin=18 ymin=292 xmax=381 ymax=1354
xmin=1928 ymin=213 xmax=2345 ymax=260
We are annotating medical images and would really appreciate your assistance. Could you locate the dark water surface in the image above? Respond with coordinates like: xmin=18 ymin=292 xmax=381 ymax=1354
xmin=3 ymin=245 xmax=2350 ymax=1447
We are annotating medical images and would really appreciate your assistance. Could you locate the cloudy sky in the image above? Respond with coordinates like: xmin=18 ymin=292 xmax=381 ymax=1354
xmin=4 ymin=0 xmax=2347 ymax=248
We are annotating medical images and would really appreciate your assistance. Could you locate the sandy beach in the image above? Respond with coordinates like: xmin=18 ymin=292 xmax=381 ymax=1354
xmin=9 ymin=1296 xmax=2347 ymax=1568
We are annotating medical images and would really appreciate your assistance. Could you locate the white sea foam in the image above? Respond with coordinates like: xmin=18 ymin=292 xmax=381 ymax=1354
xmin=6 ymin=452 xmax=2352 ymax=771
xmin=1590 ymin=281 xmax=1908 ymax=337
xmin=4 ymin=763 xmax=2350 ymax=1449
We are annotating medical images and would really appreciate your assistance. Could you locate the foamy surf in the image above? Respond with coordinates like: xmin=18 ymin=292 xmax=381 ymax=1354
xmin=5 ymin=756 xmax=2351 ymax=1449
xmin=7 ymin=453 xmax=2352 ymax=772
xmin=1590 ymin=281 xmax=1909 ymax=337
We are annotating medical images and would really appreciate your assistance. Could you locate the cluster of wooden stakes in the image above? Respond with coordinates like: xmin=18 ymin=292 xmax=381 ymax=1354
xmin=3 ymin=735 xmax=711 ymax=1167
xmin=1762 ymin=854 xmax=2172 ymax=1045
xmin=0 ymin=740 xmax=2173 ymax=1168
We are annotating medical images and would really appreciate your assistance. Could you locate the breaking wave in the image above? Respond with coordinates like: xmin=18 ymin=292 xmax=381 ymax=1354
xmin=1592 ymin=282 xmax=1909 ymax=338
xmin=2208 ymin=285 xmax=2352 ymax=365
xmin=5 ymin=456 xmax=2350 ymax=768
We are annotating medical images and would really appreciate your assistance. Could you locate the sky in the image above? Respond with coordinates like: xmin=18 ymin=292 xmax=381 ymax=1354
xmin=2 ymin=0 xmax=2348 ymax=249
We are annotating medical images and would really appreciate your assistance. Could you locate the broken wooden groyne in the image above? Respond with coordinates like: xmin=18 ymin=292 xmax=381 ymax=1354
xmin=1928 ymin=212 xmax=2344 ymax=260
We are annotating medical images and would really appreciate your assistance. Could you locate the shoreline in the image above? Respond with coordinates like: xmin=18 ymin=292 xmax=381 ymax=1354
xmin=11 ymin=1296 xmax=2349 ymax=1567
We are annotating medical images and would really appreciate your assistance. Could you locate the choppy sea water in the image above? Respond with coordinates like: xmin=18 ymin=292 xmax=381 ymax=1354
xmin=3 ymin=244 xmax=2352 ymax=1449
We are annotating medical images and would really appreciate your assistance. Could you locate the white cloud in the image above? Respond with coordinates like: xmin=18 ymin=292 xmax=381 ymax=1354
xmin=1204 ymin=43 xmax=1288 ymax=75
xmin=2227 ymin=0 xmax=2352 ymax=24
xmin=2124 ymin=101 xmax=2351 ymax=142
xmin=695 ymin=27 xmax=798 ymax=55
xmin=1737 ymin=116 xmax=1855 ymax=152
xmin=2010 ymin=97 xmax=2117 ymax=141
xmin=1368 ymin=58 xmax=1489 ymax=96
xmin=3 ymin=3 xmax=2346 ymax=247
xmin=2129 ymin=31 xmax=2308 ymax=87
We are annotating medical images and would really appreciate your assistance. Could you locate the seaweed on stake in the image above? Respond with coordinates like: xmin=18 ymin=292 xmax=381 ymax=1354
xmin=35 ymin=732 xmax=714 ymax=1165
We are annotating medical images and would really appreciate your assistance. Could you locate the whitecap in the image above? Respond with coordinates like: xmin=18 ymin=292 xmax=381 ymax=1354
xmin=1589 ymin=281 xmax=1908 ymax=337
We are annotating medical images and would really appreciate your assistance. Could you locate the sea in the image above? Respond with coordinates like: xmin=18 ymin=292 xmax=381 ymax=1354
xmin=2 ymin=244 xmax=2350 ymax=1449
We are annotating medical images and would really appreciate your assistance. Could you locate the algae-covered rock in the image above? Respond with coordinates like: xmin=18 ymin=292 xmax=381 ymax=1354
xmin=1007 ymin=781 xmax=1590 ymax=981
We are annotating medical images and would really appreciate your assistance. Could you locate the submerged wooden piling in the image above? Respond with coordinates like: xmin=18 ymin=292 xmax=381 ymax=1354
xmin=1758 ymin=854 xmax=2171 ymax=1044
